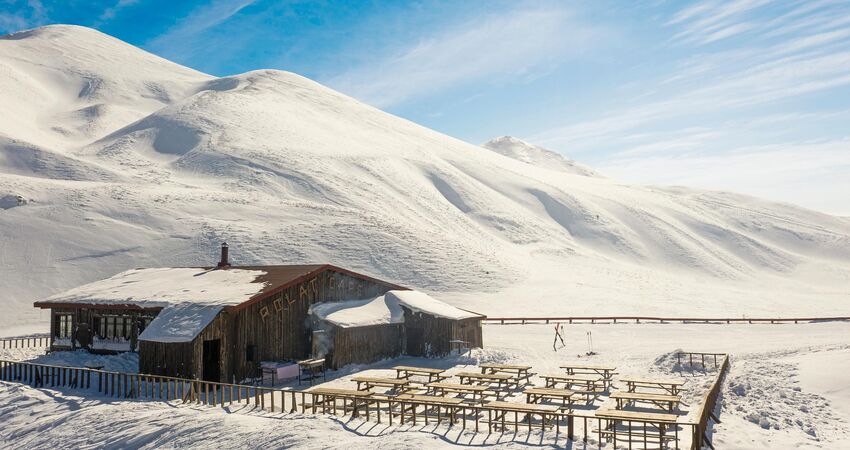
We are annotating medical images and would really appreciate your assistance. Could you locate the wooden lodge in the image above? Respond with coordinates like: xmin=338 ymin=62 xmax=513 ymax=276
xmin=34 ymin=244 xmax=485 ymax=382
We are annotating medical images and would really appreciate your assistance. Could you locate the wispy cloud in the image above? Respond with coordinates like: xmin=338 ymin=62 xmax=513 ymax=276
xmin=326 ymin=4 xmax=599 ymax=108
xmin=96 ymin=0 xmax=139 ymax=24
xmin=0 ymin=0 xmax=47 ymax=34
xmin=145 ymin=0 xmax=257 ymax=59
xmin=668 ymin=0 xmax=770 ymax=44
xmin=600 ymin=138 xmax=850 ymax=215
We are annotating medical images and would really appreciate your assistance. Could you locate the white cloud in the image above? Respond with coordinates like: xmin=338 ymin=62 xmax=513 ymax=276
xmin=97 ymin=0 xmax=139 ymax=23
xmin=599 ymin=139 xmax=850 ymax=215
xmin=0 ymin=0 xmax=47 ymax=34
xmin=146 ymin=0 xmax=257 ymax=56
xmin=326 ymin=5 xmax=597 ymax=108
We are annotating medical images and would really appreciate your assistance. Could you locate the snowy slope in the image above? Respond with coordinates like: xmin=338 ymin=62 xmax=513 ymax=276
xmin=2 ymin=25 xmax=850 ymax=330
xmin=482 ymin=136 xmax=601 ymax=177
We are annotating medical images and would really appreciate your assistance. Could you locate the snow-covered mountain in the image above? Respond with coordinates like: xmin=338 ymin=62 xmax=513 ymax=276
xmin=2 ymin=25 xmax=849 ymax=331
xmin=482 ymin=136 xmax=600 ymax=177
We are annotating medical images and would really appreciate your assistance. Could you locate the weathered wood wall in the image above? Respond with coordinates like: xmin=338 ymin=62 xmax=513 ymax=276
xmin=328 ymin=324 xmax=405 ymax=369
xmin=226 ymin=268 xmax=397 ymax=382
xmin=138 ymin=340 xmax=193 ymax=378
xmin=403 ymin=308 xmax=483 ymax=357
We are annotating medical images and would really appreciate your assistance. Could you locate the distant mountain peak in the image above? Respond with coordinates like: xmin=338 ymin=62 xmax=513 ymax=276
xmin=481 ymin=136 xmax=600 ymax=177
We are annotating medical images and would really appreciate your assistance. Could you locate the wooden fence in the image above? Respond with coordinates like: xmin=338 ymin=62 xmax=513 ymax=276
xmin=0 ymin=358 xmax=703 ymax=449
xmin=677 ymin=352 xmax=729 ymax=450
xmin=483 ymin=316 xmax=850 ymax=325
xmin=0 ymin=334 xmax=50 ymax=349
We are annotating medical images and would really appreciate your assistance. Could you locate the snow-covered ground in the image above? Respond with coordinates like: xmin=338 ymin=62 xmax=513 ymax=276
xmin=2 ymin=323 xmax=848 ymax=449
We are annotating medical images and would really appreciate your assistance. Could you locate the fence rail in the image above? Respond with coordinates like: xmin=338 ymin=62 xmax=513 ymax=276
xmin=0 ymin=334 xmax=50 ymax=349
xmin=690 ymin=353 xmax=729 ymax=450
xmin=483 ymin=316 xmax=850 ymax=325
xmin=0 ymin=358 xmax=704 ymax=449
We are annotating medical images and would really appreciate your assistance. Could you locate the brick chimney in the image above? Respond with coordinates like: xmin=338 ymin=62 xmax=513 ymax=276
xmin=217 ymin=242 xmax=230 ymax=268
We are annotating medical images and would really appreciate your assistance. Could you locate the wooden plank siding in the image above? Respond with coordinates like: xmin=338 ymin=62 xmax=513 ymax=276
xmin=210 ymin=269 xmax=395 ymax=382
xmin=328 ymin=323 xmax=405 ymax=369
xmin=403 ymin=308 xmax=483 ymax=357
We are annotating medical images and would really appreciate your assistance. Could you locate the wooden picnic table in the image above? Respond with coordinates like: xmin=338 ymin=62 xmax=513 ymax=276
xmin=479 ymin=363 xmax=533 ymax=380
xmin=351 ymin=376 xmax=410 ymax=392
xmin=425 ymin=382 xmax=491 ymax=402
xmin=524 ymin=387 xmax=575 ymax=409
xmin=384 ymin=393 xmax=468 ymax=425
xmin=485 ymin=401 xmax=562 ymax=432
xmin=456 ymin=371 xmax=517 ymax=390
xmin=393 ymin=366 xmax=448 ymax=383
xmin=306 ymin=387 xmax=374 ymax=417
xmin=610 ymin=391 xmax=681 ymax=411
xmin=560 ymin=364 xmax=616 ymax=387
xmin=618 ymin=376 xmax=686 ymax=395
xmin=594 ymin=408 xmax=681 ymax=449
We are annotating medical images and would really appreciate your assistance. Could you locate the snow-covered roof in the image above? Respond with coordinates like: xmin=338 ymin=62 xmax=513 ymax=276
xmin=39 ymin=267 xmax=269 ymax=308
xmin=138 ymin=303 xmax=223 ymax=343
xmin=310 ymin=290 xmax=481 ymax=328
xmin=309 ymin=295 xmax=404 ymax=328
xmin=387 ymin=290 xmax=482 ymax=320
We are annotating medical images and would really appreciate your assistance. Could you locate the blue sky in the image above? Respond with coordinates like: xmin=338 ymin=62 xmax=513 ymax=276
xmin=2 ymin=0 xmax=849 ymax=214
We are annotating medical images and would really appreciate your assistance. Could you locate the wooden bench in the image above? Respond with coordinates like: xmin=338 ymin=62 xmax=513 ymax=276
xmin=594 ymin=408 xmax=681 ymax=448
xmin=524 ymin=387 xmax=575 ymax=409
xmin=485 ymin=401 xmax=562 ymax=432
xmin=456 ymin=371 xmax=517 ymax=390
xmin=351 ymin=376 xmax=410 ymax=392
xmin=479 ymin=363 xmax=533 ymax=381
xmin=374 ymin=393 xmax=467 ymax=425
xmin=425 ymin=382 xmax=492 ymax=402
xmin=610 ymin=391 xmax=681 ymax=411
xmin=618 ymin=376 xmax=686 ymax=395
xmin=393 ymin=366 xmax=448 ymax=383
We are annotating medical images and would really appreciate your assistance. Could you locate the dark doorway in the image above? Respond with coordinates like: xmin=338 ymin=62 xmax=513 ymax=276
xmin=202 ymin=339 xmax=221 ymax=382
xmin=406 ymin=327 xmax=425 ymax=356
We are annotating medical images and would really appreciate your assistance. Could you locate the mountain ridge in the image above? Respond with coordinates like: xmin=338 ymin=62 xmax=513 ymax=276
xmin=1 ymin=25 xmax=849 ymax=329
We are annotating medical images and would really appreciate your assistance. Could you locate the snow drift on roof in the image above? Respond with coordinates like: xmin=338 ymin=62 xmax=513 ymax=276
xmin=309 ymin=295 xmax=404 ymax=329
xmin=138 ymin=303 xmax=222 ymax=343
xmin=309 ymin=290 xmax=481 ymax=328
xmin=41 ymin=268 xmax=268 ymax=308
xmin=387 ymin=290 xmax=481 ymax=320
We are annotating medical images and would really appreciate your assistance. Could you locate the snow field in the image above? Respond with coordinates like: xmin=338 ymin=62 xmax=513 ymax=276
xmin=3 ymin=323 xmax=849 ymax=449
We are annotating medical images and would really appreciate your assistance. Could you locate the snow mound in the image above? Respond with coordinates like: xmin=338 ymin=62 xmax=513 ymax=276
xmin=482 ymin=136 xmax=601 ymax=177
xmin=387 ymin=290 xmax=482 ymax=320
xmin=309 ymin=295 xmax=405 ymax=328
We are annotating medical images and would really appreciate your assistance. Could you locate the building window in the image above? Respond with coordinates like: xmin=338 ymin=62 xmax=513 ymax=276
xmin=95 ymin=315 xmax=133 ymax=340
xmin=57 ymin=314 xmax=73 ymax=339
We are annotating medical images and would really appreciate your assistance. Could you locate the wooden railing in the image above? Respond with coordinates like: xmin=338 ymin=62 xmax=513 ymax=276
xmin=0 ymin=334 xmax=50 ymax=349
xmin=676 ymin=352 xmax=726 ymax=370
xmin=483 ymin=316 xmax=850 ymax=325
xmin=0 ymin=358 xmax=701 ymax=448
xmin=687 ymin=353 xmax=730 ymax=450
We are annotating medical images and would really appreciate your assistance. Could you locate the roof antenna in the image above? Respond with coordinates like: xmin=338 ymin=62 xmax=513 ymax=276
xmin=217 ymin=242 xmax=230 ymax=268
